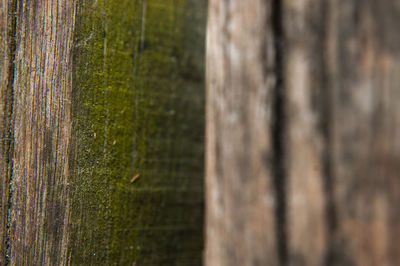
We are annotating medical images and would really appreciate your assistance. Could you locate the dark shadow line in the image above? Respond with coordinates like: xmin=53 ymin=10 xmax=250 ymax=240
xmin=320 ymin=1 xmax=338 ymax=265
xmin=271 ymin=0 xmax=287 ymax=265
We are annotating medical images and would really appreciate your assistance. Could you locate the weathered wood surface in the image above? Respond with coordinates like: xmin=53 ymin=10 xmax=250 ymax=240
xmin=0 ymin=0 xmax=15 ymax=263
xmin=0 ymin=0 xmax=206 ymax=265
xmin=206 ymin=0 xmax=400 ymax=266
xmin=1 ymin=1 xmax=75 ymax=264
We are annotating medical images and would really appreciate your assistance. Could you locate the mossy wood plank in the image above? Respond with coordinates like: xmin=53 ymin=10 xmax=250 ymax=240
xmin=69 ymin=0 xmax=206 ymax=265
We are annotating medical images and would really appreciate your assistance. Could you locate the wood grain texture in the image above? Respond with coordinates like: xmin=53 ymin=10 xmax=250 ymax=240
xmin=4 ymin=1 xmax=75 ymax=265
xmin=206 ymin=0 xmax=279 ymax=265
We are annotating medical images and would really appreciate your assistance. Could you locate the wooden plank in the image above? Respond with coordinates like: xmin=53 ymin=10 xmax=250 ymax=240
xmin=205 ymin=0 xmax=279 ymax=265
xmin=283 ymin=0 xmax=400 ymax=265
xmin=283 ymin=1 xmax=329 ymax=265
xmin=5 ymin=0 xmax=75 ymax=265
xmin=282 ymin=0 xmax=400 ymax=265
xmin=68 ymin=0 xmax=206 ymax=264
xmin=8 ymin=1 xmax=75 ymax=264
xmin=328 ymin=1 xmax=400 ymax=265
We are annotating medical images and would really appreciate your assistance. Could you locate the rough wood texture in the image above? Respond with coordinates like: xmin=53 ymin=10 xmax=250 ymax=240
xmin=0 ymin=0 xmax=15 ymax=263
xmin=207 ymin=0 xmax=400 ymax=265
xmin=206 ymin=0 xmax=279 ymax=265
xmin=6 ymin=1 xmax=75 ymax=265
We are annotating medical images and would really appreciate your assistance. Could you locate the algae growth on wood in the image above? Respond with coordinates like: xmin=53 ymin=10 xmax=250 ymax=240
xmin=69 ymin=0 xmax=206 ymax=264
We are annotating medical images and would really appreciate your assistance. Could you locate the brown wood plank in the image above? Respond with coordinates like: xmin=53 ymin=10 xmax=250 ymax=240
xmin=283 ymin=1 xmax=400 ymax=265
xmin=205 ymin=0 xmax=279 ymax=265
xmin=6 ymin=1 xmax=75 ymax=264
xmin=283 ymin=1 xmax=328 ymax=265
xmin=282 ymin=0 xmax=400 ymax=265
xmin=328 ymin=1 xmax=400 ymax=265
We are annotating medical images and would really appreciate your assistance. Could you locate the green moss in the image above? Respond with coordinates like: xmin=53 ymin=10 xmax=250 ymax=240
xmin=69 ymin=0 xmax=206 ymax=264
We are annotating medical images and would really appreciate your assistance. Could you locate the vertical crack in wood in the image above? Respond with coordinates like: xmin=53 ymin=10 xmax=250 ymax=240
xmin=4 ymin=0 xmax=18 ymax=264
xmin=271 ymin=0 xmax=287 ymax=265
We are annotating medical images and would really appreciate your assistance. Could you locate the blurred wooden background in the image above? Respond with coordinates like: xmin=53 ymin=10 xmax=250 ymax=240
xmin=206 ymin=0 xmax=400 ymax=266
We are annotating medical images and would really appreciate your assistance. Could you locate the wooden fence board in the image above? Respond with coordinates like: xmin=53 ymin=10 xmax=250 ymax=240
xmin=283 ymin=1 xmax=328 ymax=265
